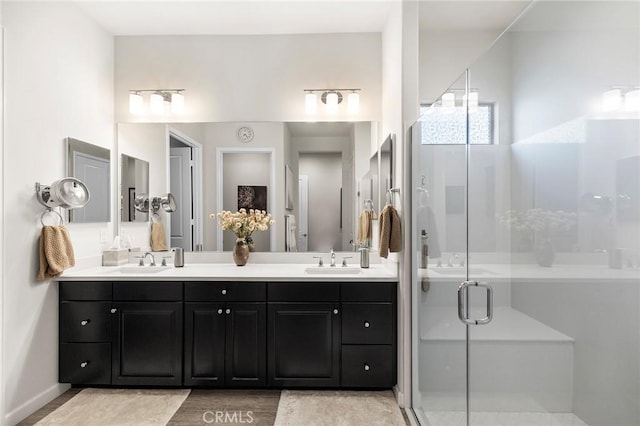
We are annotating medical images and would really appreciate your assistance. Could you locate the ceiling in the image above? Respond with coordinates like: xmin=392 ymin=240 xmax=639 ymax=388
xmin=75 ymin=0 xmax=533 ymax=36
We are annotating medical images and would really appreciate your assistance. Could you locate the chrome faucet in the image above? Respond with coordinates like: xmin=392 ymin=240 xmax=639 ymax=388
xmin=143 ymin=252 xmax=156 ymax=267
xmin=330 ymin=248 xmax=336 ymax=267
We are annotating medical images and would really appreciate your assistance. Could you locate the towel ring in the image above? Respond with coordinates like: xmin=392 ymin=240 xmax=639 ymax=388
xmin=41 ymin=209 xmax=64 ymax=226
xmin=386 ymin=188 xmax=400 ymax=205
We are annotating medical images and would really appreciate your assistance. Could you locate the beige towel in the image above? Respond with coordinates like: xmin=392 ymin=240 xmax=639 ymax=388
xmin=356 ymin=210 xmax=378 ymax=245
xmin=379 ymin=204 xmax=402 ymax=258
xmin=38 ymin=226 xmax=75 ymax=281
xmin=151 ymin=222 xmax=169 ymax=251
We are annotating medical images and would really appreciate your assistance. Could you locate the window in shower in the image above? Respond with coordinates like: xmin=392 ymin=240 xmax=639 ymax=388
xmin=419 ymin=102 xmax=495 ymax=145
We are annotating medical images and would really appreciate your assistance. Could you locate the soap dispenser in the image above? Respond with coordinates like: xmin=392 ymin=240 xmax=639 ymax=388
xmin=420 ymin=230 xmax=428 ymax=269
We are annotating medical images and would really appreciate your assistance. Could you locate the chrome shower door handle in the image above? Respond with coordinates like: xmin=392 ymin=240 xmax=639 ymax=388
xmin=457 ymin=281 xmax=493 ymax=325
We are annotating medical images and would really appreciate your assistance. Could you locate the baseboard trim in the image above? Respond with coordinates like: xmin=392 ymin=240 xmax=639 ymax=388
xmin=5 ymin=383 xmax=70 ymax=426
xmin=393 ymin=385 xmax=405 ymax=408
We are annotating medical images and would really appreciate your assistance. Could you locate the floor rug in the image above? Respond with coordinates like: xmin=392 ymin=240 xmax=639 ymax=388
xmin=274 ymin=390 xmax=406 ymax=426
xmin=167 ymin=389 xmax=281 ymax=426
xmin=35 ymin=388 xmax=190 ymax=426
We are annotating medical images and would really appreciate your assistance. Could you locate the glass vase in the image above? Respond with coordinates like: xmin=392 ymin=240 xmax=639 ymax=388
xmin=233 ymin=240 xmax=250 ymax=266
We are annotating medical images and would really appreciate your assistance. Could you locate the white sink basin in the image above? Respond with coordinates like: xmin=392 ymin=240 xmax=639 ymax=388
xmin=305 ymin=266 xmax=362 ymax=275
xmin=109 ymin=266 xmax=168 ymax=274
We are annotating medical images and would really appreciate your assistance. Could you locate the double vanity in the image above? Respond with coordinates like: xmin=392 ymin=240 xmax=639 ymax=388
xmin=58 ymin=263 xmax=398 ymax=390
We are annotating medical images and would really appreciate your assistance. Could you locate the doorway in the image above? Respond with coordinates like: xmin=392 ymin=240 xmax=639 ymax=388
xmin=298 ymin=152 xmax=343 ymax=251
xmin=168 ymin=129 xmax=203 ymax=251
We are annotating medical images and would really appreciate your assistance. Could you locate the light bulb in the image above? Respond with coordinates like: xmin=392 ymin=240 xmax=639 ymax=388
xmin=171 ymin=92 xmax=185 ymax=114
xmin=602 ymin=89 xmax=622 ymax=112
xmin=463 ymin=91 xmax=478 ymax=111
xmin=326 ymin=92 xmax=339 ymax=114
xmin=442 ymin=92 xmax=455 ymax=109
xmin=347 ymin=92 xmax=360 ymax=114
xmin=624 ymin=89 xmax=640 ymax=111
xmin=150 ymin=92 xmax=165 ymax=115
xmin=305 ymin=92 xmax=317 ymax=114
xmin=129 ymin=92 xmax=143 ymax=114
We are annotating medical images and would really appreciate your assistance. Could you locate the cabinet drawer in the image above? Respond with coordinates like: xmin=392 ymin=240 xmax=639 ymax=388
xmin=341 ymin=282 xmax=395 ymax=302
xmin=185 ymin=282 xmax=266 ymax=302
xmin=60 ymin=281 xmax=111 ymax=301
xmin=342 ymin=303 xmax=393 ymax=344
xmin=341 ymin=345 xmax=395 ymax=388
xmin=268 ymin=282 xmax=339 ymax=302
xmin=60 ymin=302 xmax=111 ymax=342
xmin=113 ymin=282 xmax=182 ymax=301
xmin=60 ymin=343 xmax=111 ymax=385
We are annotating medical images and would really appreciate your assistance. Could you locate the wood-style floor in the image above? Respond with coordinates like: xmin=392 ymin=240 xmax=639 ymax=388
xmin=18 ymin=388 xmax=411 ymax=426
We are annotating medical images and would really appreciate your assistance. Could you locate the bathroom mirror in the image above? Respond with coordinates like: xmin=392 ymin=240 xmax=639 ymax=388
xmin=379 ymin=134 xmax=394 ymax=206
xmin=120 ymin=154 xmax=149 ymax=223
xmin=66 ymin=137 xmax=111 ymax=223
xmin=117 ymin=121 xmax=379 ymax=252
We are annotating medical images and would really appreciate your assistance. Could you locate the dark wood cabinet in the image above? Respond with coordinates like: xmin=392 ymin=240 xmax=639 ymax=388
xmin=111 ymin=301 xmax=183 ymax=386
xmin=60 ymin=279 xmax=396 ymax=389
xmin=184 ymin=282 xmax=266 ymax=387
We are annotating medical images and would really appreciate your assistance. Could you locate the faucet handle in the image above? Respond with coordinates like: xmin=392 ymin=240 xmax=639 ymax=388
xmin=312 ymin=256 xmax=324 ymax=267
xmin=341 ymin=256 xmax=353 ymax=267
xmin=134 ymin=255 xmax=145 ymax=266
xmin=160 ymin=255 xmax=172 ymax=267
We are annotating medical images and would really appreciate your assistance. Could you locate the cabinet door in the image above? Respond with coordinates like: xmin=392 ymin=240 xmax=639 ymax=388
xmin=268 ymin=303 xmax=340 ymax=387
xmin=225 ymin=303 xmax=266 ymax=387
xmin=111 ymin=302 xmax=183 ymax=386
xmin=184 ymin=303 xmax=226 ymax=386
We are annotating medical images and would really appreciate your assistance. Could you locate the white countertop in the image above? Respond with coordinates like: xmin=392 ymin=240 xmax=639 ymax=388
xmin=419 ymin=263 xmax=640 ymax=281
xmin=58 ymin=263 xmax=398 ymax=282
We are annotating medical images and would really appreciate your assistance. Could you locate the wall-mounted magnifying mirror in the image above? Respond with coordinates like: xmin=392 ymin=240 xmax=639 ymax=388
xmin=35 ymin=177 xmax=90 ymax=210
xmin=121 ymin=154 xmax=149 ymax=222
xmin=66 ymin=137 xmax=110 ymax=223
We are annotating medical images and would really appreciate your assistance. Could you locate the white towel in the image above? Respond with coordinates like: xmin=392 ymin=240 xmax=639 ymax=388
xmin=285 ymin=215 xmax=298 ymax=252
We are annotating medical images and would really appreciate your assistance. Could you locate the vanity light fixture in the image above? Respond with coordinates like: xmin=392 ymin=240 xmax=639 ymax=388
xmin=442 ymin=92 xmax=456 ymax=109
xmin=128 ymin=89 xmax=186 ymax=115
xmin=463 ymin=91 xmax=479 ymax=111
xmin=303 ymin=88 xmax=361 ymax=114
xmin=602 ymin=88 xmax=622 ymax=112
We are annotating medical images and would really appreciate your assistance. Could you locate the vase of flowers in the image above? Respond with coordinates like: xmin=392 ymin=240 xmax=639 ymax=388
xmin=213 ymin=208 xmax=275 ymax=266
xmin=499 ymin=208 xmax=576 ymax=267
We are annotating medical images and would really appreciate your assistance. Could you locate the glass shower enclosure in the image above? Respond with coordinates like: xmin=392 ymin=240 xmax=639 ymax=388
xmin=411 ymin=2 xmax=640 ymax=425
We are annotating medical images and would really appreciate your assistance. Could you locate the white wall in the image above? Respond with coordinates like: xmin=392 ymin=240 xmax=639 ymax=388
xmin=2 ymin=3 xmax=114 ymax=423
xmin=115 ymin=33 xmax=382 ymax=123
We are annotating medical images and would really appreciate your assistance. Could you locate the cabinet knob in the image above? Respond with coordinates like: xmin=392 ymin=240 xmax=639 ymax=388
xmin=364 ymin=321 xmax=370 ymax=328
xmin=110 ymin=308 xmax=117 ymax=314
xmin=80 ymin=319 xmax=90 ymax=326
xmin=364 ymin=364 xmax=370 ymax=371
xmin=225 ymin=309 xmax=231 ymax=315
xmin=221 ymin=289 xmax=227 ymax=295
xmin=333 ymin=309 xmax=339 ymax=315
xmin=80 ymin=361 xmax=89 ymax=368
xmin=217 ymin=309 xmax=223 ymax=315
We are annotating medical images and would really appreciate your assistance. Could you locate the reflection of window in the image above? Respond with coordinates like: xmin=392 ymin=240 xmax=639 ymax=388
xmin=419 ymin=103 xmax=495 ymax=145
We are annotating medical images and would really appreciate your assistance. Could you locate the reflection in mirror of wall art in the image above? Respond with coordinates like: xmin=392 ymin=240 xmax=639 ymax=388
xmin=67 ymin=137 xmax=110 ymax=223
xmin=238 ymin=185 xmax=267 ymax=211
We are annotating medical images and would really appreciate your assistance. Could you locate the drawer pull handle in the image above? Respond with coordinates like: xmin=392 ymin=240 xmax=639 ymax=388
xmin=221 ymin=289 xmax=227 ymax=295
xmin=80 ymin=361 xmax=89 ymax=368
xmin=110 ymin=308 xmax=117 ymax=314
xmin=364 ymin=364 xmax=370 ymax=371
xmin=333 ymin=309 xmax=339 ymax=315
xmin=80 ymin=320 xmax=90 ymax=326
xmin=364 ymin=321 xmax=370 ymax=328
xmin=217 ymin=309 xmax=223 ymax=315
xmin=226 ymin=309 xmax=231 ymax=315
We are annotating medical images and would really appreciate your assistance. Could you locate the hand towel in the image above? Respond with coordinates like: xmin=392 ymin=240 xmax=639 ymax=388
xmin=356 ymin=210 xmax=378 ymax=245
xmin=379 ymin=204 xmax=402 ymax=258
xmin=38 ymin=225 xmax=75 ymax=281
xmin=150 ymin=222 xmax=169 ymax=251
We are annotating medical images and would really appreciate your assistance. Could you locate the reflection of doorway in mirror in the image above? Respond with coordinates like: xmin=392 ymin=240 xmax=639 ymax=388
xmin=299 ymin=152 xmax=343 ymax=251
xmin=169 ymin=130 xmax=203 ymax=251
xmin=298 ymin=175 xmax=309 ymax=252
